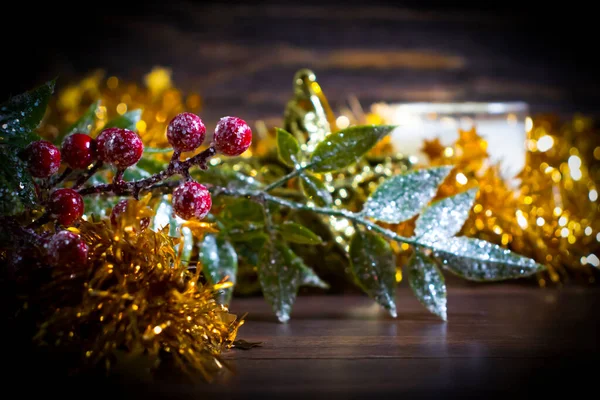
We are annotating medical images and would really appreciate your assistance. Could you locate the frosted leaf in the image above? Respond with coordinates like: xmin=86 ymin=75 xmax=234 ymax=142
xmin=349 ymin=229 xmax=397 ymax=317
xmin=407 ymin=251 xmax=447 ymax=321
xmin=200 ymin=234 xmax=238 ymax=305
xmin=103 ymin=109 xmax=142 ymax=131
xmin=0 ymin=146 xmax=37 ymax=216
xmin=300 ymin=172 xmax=332 ymax=206
xmin=414 ymin=188 xmax=478 ymax=241
xmin=276 ymin=128 xmax=301 ymax=167
xmin=362 ymin=166 xmax=452 ymax=223
xmin=309 ymin=125 xmax=396 ymax=172
xmin=258 ymin=242 xmax=303 ymax=322
xmin=427 ymin=236 xmax=544 ymax=281
xmin=0 ymin=80 xmax=54 ymax=147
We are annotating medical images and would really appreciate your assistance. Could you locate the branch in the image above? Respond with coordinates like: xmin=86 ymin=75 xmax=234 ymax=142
xmin=78 ymin=147 xmax=217 ymax=198
xmin=263 ymin=162 xmax=316 ymax=192
xmin=210 ymin=186 xmax=417 ymax=246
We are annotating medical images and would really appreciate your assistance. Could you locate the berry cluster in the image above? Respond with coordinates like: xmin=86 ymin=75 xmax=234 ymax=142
xmin=24 ymin=113 xmax=252 ymax=268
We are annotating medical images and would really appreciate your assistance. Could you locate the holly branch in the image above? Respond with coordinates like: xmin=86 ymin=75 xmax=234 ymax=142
xmin=1 ymin=80 xmax=544 ymax=324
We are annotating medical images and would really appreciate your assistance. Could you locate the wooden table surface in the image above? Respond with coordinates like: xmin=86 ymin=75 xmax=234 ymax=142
xmin=179 ymin=284 xmax=599 ymax=398
xmin=10 ymin=284 xmax=600 ymax=399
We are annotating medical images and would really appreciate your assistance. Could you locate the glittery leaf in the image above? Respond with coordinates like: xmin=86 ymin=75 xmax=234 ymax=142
xmin=362 ymin=166 xmax=452 ymax=223
xmin=258 ymin=241 xmax=302 ymax=322
xmin=299 ymin=262 xmax=329 ymax=289
xmin=0 ymin=80 xmax=54 ymax=147
xmin=58 ymin=100 xmax=99 ymax=143
xmin=123 ymin=165 xmax=152 ymax=181
xmin=0 ymin=146 xmax=37 ymax=216
xmin=407 ymin=251 xmax=447 ymax=321
xmin=194 ymin=164 xmax=262 ymax=189
xmin=276 ymin=128 xmax=301 ymax=167
xmin=349 ymin=229 xmax=397 ymax=317
xmin=415 ymin=188 xmax=478 ymax=241
xmin=103 ymin=109 xmax=142 ymax=131
xmin=277 ymin=221 xmax=323 ymax=245
xmin=200 ymin=234 xmax=238 ymax=305
xmin=300 ymin=172 xmax=332 ymax=206
xmin=309 ymin=125 xmax=396 ymax=172
xmin=136 ymin=157 xmax=167 ymax=176
xmin=227 ymin=222 xmax=266 ymax=242
xmin=429 ymin=236 xmax=544 ymax=281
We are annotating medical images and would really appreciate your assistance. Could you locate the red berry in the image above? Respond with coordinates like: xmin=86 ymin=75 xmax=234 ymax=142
xmin=48 ymin=188 xmax=84 ymax=226
xmin=172 ymin=181 xmax=212 ymax=220
xmin=213 ymin=116 xmax=252 ymax=156
xmin=46 ymin=230 xmax=88 ymax=266
xmin=110 ymin=199 xmax=150 ymax=230
xmin=62 ymin=133 xmax=97 ymax=169
xmin=96 ymin=127 xmax=144 ymax=167
xmin=25 ymin=140 xmax=61 ymax=178
xmin=167 ymin=112 xmax=206 ymax=152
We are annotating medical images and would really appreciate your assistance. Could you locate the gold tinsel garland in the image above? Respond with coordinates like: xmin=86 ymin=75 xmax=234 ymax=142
xmin=32 ymin=196 xmax=242 ymax=380
xmin=418 ymin=119 xmax=600 ymax=284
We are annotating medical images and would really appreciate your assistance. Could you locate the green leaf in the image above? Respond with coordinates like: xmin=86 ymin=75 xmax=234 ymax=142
xmin=407 ymin=251 xmax=447 ymax=321
xmin=151 ymin=194 xmax=178 ymax=235
xmin=227 ymin=221 xmax=265 ymax=242
xmin=0 ymin=146 xmax=37 ymax=216
xmin=200 ymin=234 xmax=238 ymax=305
xmin=57 ymin=100 xmax=99 ymax=143
xmin=362 ymin=166 xmax=452 ymax=223
xmin=349 ymin=229 xmax=397 ymax=317
xmin=300 ymin=172 xmax=332 ymax=206
xmin=309 ymin=125 xmax=396 ymax=172
xmin=276 ymin=128 xmax=301 ymax=167
xmin=414 ymin=188 xmax=478 ymax=241
xmin=427 ymin=236 xmax=544 ymax=281
xmin=233 ymin=234 xmax=268 ymax=266
xmin=136 ymin=156 xmax=168 ymax=174
xmin=258 ymin=242 xmax=302 ymax=322
xmin=193 ymin=164 xmax=262 ymax=190
xmin=299 ymin=263 xmax=329 ymax=289
xmin=277 ymin=221 xmax=323 ymax=245
xmin=219 ymin=197 xmax=265 ymax=224
xmin=0 ymin=80 xmax=55 ymax=148
xmin=144 ymin=147 xmax=173 ymax=154
xmin=103 ymin=109 xmax=142 ymax=131
xmin=83 ymin=195 xmax=119 ymax=220
xmin=122 ymin=165 xmax=151 ymax=181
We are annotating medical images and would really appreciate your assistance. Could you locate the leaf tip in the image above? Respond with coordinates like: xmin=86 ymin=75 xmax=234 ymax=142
xmin=276 ymin=312 xmax=290 ymax=323
xmin=388 ymin=307 xmax=398 ymax=318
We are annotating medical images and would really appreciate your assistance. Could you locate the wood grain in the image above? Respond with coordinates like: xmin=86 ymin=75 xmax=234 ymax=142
xmin=7 ymin=284 xmax=599 ymax=398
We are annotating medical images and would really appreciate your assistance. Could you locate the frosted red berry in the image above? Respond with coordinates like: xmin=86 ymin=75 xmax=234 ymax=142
xmin=110 ymin=199 xmax=150 ymax=230
xmin=62 ymin=133 xmax=97 ymax=169
xmin=167 ymin=112 xmax=206 ymax=152
xmin=46 ymin=230 xmax=88 ymax=266
xmin=96 ymin=127 xmax=144 ymax=167
xmin=213 ymin=116 xmax=252 ymax=156
xmin=48 ymin=188 xmax=84 ymax=226
xmin=25 ymin=140 xmax=61 ymax=178
xmin=172 ymin=181 xmax=212 ymax=220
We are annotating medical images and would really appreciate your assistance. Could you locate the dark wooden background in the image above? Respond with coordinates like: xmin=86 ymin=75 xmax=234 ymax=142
xmin=3 ymin=0 xmax=600 ymax=127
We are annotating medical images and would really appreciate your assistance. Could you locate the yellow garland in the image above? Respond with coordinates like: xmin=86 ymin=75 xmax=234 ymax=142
xmin=419 ymin=118 xmax=600 ymax=284
xmin=35 ymin=195 xmax=242 ymax=380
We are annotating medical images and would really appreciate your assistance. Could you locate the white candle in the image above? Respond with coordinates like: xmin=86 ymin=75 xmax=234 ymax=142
xmin=371 ymin=102 xmax=529 ymax=185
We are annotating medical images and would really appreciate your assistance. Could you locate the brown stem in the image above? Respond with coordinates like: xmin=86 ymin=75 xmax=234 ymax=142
xmin=78 ymin=147 xmax=217 ymax=198
xmin=46 ymin=167 xmax=72 ymax=189
xmin=72 ymin=161 xmax=104 ymax=190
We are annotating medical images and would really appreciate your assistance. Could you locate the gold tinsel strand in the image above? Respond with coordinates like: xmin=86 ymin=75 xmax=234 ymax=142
xmin=419 ymin=118 xmax=600 ymax=284
xmin=38 ymin=67 xmax=201 ymax=150
xmin=35 ymin=196 xmax=242 ymax=380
